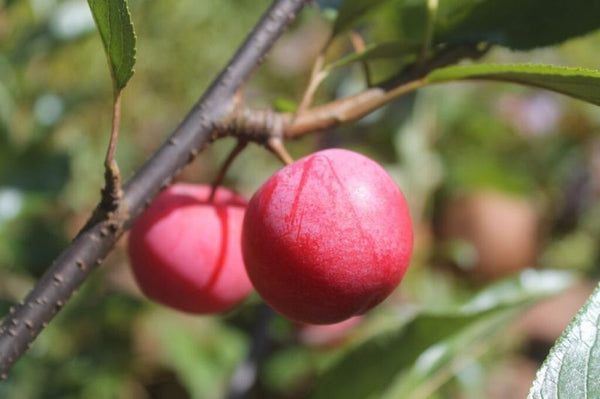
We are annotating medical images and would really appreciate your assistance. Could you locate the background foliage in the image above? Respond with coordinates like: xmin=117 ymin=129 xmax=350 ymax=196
xmin=1 ymin=0 xmax=600 ymax=398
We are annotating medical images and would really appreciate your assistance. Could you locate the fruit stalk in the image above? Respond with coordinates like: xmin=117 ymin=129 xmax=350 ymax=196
xmin=209 ymin=140 xmax=249 ymax=202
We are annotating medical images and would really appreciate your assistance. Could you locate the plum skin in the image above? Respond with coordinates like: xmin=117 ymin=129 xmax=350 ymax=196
xmin=242 ymin=149 xmax=413 ymax=324
xmin=127 ymin=183 xmax=252 ymax=314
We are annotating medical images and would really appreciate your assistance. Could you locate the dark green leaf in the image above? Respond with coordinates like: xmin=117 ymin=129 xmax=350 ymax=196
xmin=87 ymin=0 xmax=136 ymax=91
xmin=311 ymin=270 xmax=575 ymax=399
xmin=332 ymin=0 xmax=389 ymax=36
xmin=397 ymin=0 xmax=600 ymax=50
xmin=1 ymin=148 xmax=70 ymax=194
xmin=427 ymin=64 xmax=600 ymax=106
xmin=528 ymin=282 xmax=600 ymax=399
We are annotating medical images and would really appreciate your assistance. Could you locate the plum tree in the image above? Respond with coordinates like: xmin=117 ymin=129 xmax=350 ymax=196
xmin=127 ymin=183 xmax=252 ymax=314
xmin=242 ymin=149 xmax=414 ymax=324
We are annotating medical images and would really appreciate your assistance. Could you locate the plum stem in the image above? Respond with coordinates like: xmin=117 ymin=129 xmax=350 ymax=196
xmin=209 ymin=140 xmax=248 ymax=202
xmin=267 ymin=137 xmax=294 ymax=166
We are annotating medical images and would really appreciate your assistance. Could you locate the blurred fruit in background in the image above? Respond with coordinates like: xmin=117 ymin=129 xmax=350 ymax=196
xmin=438 ymin=191 xmax=539 ymax=281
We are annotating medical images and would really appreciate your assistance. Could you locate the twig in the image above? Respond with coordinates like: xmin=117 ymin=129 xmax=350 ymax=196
xmin=100 ymin=92 xmax=124 ymax=211
xmin=209 ymin=140 xmax=248 ymax=202
xmin=349 ymin=30 xmax=372 ymax=87
xmin=285 ymin=78 xmax=427 ymax=137
xmin=226 ymin=304 xmax=274 ymax=399
xmin=284 ymin=44 xmax=489 ymax=138
xmin=0 ymin=0 xmax=309 ymax=378
xmin=267 ymin=137 xmax=294 ymax=165
xmin=296 ymin=37 xmax=333 ymax=115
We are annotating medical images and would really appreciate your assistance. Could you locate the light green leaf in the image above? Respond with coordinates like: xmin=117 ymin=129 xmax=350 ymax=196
xmin=87 ymin=0 xmax=136 ymax=91
xmin=382 ymin=310 xmax=515 ymax=399
xmin=273 ymin=97 xmax=298 ymax=113
xmin=325 ymin=40 xmax=419 ymax=71
xmin=332 ymin=0 xmax=389 ymax=36
xmin=528 ymin=282 xmax=600 ymax=399
xmin=310 ymin=270 xmax=575 ymax=399
xmin=426 ymin=64 xmax=600 ymax=106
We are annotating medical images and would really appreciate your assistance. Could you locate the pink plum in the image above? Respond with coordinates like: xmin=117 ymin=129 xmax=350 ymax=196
xmin=242 ymin=149 xmax=413 ymax=324
xmin=127 ymin=183 xmax=252 ymax=314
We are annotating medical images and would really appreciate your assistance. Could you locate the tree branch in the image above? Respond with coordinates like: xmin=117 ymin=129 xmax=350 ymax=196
xmin=284 ymin=44 xmax=488 ymax=138
xmin=0 ymin=0 xmax=309 ymax=378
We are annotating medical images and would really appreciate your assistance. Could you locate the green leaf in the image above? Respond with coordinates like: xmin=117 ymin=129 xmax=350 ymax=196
xmin=273 ymin=97 xmax=298 ymax=113
xmin=138 ymin=310 xmax=247 ymax=399
xmin=310 ymin=270 xmax=575 ymax=399
xmin=382 ymin=310 xmax=516 ymax=399
xmin=310 ymin=312 xmax=483 ymax=399
xmin=332 ymin=0 xmax=389 ymax=36
xmin=87 ymin=0 xmax=136 ymax=91
xmin=396 ymin=0 xmax=600 ymax=50
xmin=528 ymin=282 xmax=600 ymax=399
xmin=426 ymin=64 xmax=600 ymax=106
xmin=325 ymin=40 xmax=419 ymax=71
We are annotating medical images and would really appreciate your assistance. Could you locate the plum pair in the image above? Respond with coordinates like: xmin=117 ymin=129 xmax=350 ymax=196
xmin=127 ymin=149 xmax=413 ymax=324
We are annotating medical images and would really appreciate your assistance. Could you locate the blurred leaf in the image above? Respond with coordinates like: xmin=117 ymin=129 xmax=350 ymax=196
xmin=460 ymin=269 xmax=577 ymax=313
xmin=427 ymin=64 xmax=600 ymax=106
xmin=325 ymin=40 xmax=419 ymax=70
xmin=11 ymin=215 xmax=69 ymax=277
xmin=311 ymin=270 xmax=576 ymax=399
xmin=87 ymin=0 xmax=136 ymax=90
xmin=396 ymin=0 xmax=600 ymax=50
xmin=332 ymin=0 xmax=388 ymax=36
xmin=447 ymin=154 xmax=534 ymax=195
xmin=141 ymin=311 xmax=247 ymax=399
xmin=263 ymin=346 xmax=314 ymax=394
xmin=382 ymin=310 xmax=515 ymax=399
xmin=273 ymin=97 xmax=298 ymax=113
xmin=1 ymin=148 xmax=70 ymax=194
xmin=541 ymin=232 xmax=597 ymax=272
xmin=528 ymin=282 xmax=600 ymax=399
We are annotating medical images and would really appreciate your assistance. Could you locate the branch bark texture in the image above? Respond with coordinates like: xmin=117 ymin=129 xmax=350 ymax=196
xmin=0 ymin=0 xmax=308 ymax=377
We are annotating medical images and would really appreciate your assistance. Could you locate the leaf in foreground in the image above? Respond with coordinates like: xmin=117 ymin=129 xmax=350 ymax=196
xmin=87 ymin=0 xmax=136 ymax=91
xmin=311 ymin=270 xmax=576 ymax=399
xmin=395 ymin=0 xmax=600 ymax=50
xmin=528 ymin=282 xmax=600 ymax=399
